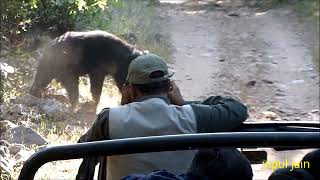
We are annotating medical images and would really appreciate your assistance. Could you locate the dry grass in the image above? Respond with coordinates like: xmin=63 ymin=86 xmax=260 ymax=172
xmin=77 ymin=0 xmax=173 ymax=60
xmin=78 ymin=76 xmax=122 ymax=112
xmin=7 ymin=0 xmax=172 ymax=179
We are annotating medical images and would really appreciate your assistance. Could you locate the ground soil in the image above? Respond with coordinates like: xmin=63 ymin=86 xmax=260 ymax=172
xmin=72 ymin=0 xmax=319 ymax=131
xmin=160 ymin=0 xmax=319 ymax=120
xmin=157 ymin=0 xmax=319 ymax=179
xmin=14 ymin=0 xmax=319 ymax=179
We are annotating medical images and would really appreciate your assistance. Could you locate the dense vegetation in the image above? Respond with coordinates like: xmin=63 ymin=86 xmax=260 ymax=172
xmin=256 ymin=0 xmax=319 ymax=21
xmin=0 ymin=0 xmax=170 ymax=103
xmin=1 ymin=0 xmax=111 ymax=49
xmin=1 ymin=1 xmax=167 ymax=179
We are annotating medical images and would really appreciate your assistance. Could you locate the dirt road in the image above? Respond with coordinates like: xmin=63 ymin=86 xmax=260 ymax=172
xmin=68 ymin=1 xmax=318 ymax=179
xmin=160 ymin=0 xmax=319 ymax=121
xmin=158 ymin=0 xmax=319 ymax=179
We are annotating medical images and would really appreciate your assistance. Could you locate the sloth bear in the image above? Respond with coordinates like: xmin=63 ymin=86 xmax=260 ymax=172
xmin=30 ymin=30 xmax=145 ymax=107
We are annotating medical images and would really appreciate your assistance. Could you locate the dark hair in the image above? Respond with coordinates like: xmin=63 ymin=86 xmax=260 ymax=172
xmin=188 ymin=148 xmax=253 ymax=180
xmin=133 ymin=79 xmax=171 ymax=95
xmin=268 ymin=168 xmax=314 ymax=180
xmin=301 ymin=149 xmax=320 ymax=180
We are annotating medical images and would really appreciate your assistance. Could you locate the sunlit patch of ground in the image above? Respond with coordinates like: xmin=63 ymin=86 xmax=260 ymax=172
xmin=22 ymin=78 xmax=122 ymax=179
xmin=97 ymin=78 xmax=122 ymax=113
xmin=78 ymin=76 xmax=122 ymax=113
xmin=12 ymin=131 xmax=84 ymax=179
xmin=32 ymin=159 xmax=82 ymax=180
xmin=13 ymin=125 xmax=101 ymax=179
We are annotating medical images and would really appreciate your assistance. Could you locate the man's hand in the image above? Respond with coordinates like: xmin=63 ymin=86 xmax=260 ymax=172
xmin=168 ymin=81 xmax=185 ymax=106
xmin=120 ymin=84 xmax=131 ymax=105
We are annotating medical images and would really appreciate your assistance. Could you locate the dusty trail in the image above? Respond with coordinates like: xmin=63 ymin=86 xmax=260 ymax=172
xmin=66 ymin=1 xmax=319 ymax=179
xmin=158 ymin=0 xmax=319 ymax=179
xmin=7 ymin=1 xmax=318 ymax=179
xmin=160 ymin=0 xmax=319 ymax=121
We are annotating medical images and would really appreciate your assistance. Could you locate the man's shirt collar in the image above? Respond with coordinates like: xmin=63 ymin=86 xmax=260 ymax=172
xmin=133 ymin=95 xmax=170 ymax=104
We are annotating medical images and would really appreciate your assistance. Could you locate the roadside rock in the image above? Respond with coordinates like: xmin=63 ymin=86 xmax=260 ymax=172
xmin=258 ymin=111 xmax=281 ymax=121
xmin=10 ymin=104 xmax=23 ymax=115
xmin=17 ymin=120 xmax=37 ymax=129
xmin=311 ymin=109 xmax=319 ymax=113
xmin=0 ymin=140 xmax=10 ymax=147
xmin=9 ymin=144 xmax=26 ymax=155
xmin=0 ymin=120 xmax=18 ymax=134
xmin=1 ymin=102 xmax=46 ymax=128
xmin=14 ymin=149 xmax=33 ymax=162
xmin=246 ymin=80 xmax=257 ymax=87
xmin=267 ymin=106 xmax=286 ymax=114
xmin=3 ymin=126 xmax=47 ymax=146
xmin=19 ymin=94 xmax=42 ymax=107
xmin=39 ymin=99 xmax=70 ymax=121
xmin=307 ymin=110 xmax=320 ymax=121
xmin=0 ymin=145 xmax=13 ymax=177
xmin=228 ymin=12 xmax=240 ymax=17
xmin=262 ymin=79 xmax=274 ymax=84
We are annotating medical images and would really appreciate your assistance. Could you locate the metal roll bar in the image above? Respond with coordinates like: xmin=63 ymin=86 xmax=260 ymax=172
xmin=18 ymin=132 xmax=320 ymax=180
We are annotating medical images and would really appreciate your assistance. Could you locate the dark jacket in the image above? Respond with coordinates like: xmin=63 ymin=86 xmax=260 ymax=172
xmin=76 ymin=96 xmax=248 ymax=180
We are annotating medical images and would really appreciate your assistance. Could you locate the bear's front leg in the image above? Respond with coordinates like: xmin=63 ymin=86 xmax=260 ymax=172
xmin=60 ymin=74 xmax=79 ymax=108
xmin=89 ymin=72 xmax=105 ymax=106
xmin=30 ymin=65 xmax=53 ymax=98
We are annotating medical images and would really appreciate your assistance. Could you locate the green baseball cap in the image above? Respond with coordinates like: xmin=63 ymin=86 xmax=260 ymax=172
xmin=126 ymin=53 xmax=172 ymax=84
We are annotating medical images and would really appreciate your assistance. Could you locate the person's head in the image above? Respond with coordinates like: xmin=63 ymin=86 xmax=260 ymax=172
xmin=124 ymin=53 xmax=172 ymax=100
xmin=301 ymin=149 xmax=320 ymax=180
xmin=268 ymin=168 xmax=314 ymax=180
xmin=188 ymin=148 xmax=253 ymax=180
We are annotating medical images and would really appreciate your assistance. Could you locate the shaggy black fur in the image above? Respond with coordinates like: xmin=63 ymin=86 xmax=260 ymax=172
xmin=30 ymin=30 xmax=144 ymax=106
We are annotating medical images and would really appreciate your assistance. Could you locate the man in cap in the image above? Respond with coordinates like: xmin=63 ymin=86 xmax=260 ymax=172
xmin=76 ymin=54 xmax=248 ymax=180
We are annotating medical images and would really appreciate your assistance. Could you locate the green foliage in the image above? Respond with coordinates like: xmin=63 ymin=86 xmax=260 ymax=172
xmin=1 ymin=0 xmax=108 ymax=49
xmin=256 ymin=0 xmax=319 ymax=18
xmin=1 ymin=1 xmax=32 ymax=49
xmin=76 ymin=0 xmax=172 ymax=59
xmin=1 ymin=0 xmax=172 ymax=103
xmin=31 ymin=0 xmax=108 ymax=33
xmin=294 ymin=0 xmax=320 ymax=18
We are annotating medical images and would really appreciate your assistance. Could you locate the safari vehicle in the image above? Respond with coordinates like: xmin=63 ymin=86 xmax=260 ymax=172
xmin=18 ymin=121 xmax=320 ymax=180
